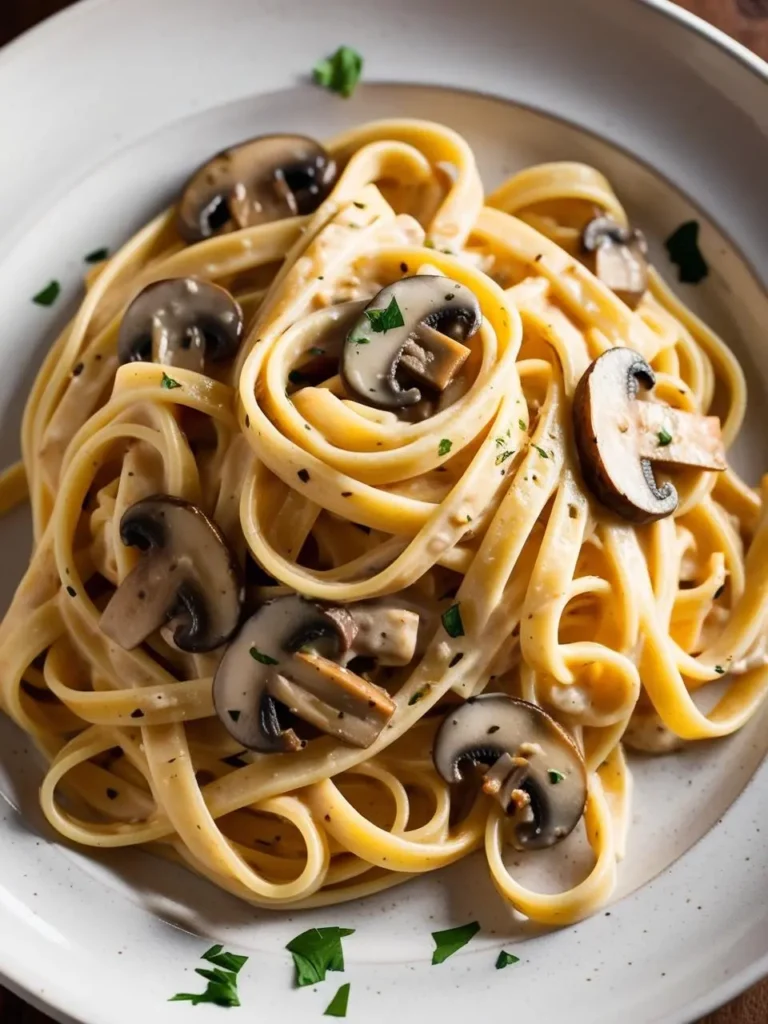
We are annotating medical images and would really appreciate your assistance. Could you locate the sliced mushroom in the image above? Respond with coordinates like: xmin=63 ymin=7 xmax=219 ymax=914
xmin=573 ymin=347 xmax=726 ymax=524
xmin=213 ymin=595 xmax=396 ymax=752
xmin=117 ymin=278 xmax=243 ymax=370
xmin=581 ymin=216 xmax=649 ymax=308
xmin=178 ymin=135 xmax=337 ymax=242
xmin=433 ymin=694 xmax=587 ymax=850
xmin=99 ymin=495 xmax=243 ymax=653
xmin=341 ymin=276 xmax=481 ymax=409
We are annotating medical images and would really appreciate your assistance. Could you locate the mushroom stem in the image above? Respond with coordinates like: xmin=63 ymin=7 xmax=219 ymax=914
xmin=634 ymin=402 xmax=726 ymax=470
xmin=399 ymin=325 xmax=470 ymax=392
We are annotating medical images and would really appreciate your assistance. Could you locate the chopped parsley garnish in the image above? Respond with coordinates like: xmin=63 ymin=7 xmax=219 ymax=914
xmin=169 ymin=944 xmax=248 ymax=1007
xmin=161 ymin=372 xmax=182 ymax=390
xmin=201 ymin=944 xmax=249 ymax=974
xmin=431 ymin=922 xmax=480 ymax=965
xmin=441 ymin=603 xmax=464 ymax=638
xmin=313 ymin=46 xmax=364 ymax=98
xmin=657 ymin=428 xmax=673 ymax=447
xmin=665 ymin=221 xmax=709 ymax=284
xmin=715 ymin=665 xmax=725 ymax=674
xmin=286 ymin=927 xmax=355 ymax=987
xmin=438 ymin=438 xmax=453 ymax=457
xmin=518 ymin=419 xmax=527 ymax=431
xmin=408 ymin=684 xmax=432 ymax=706
xmin=548 ymin=769 xmax=565 ymax=785
xmin=84 ymin=247 xmax=109 ymax=264
xmin=532 ymin=444 xmax=549 ymax=459
xmin=310 ymin=347 xmax=326 ymax=356
xmin=366 ymin=296 xmax=404 ymax=333
xmin=351 ymin=336 xmax=370 ymax=344
xmin=33 ymin=281 xmax=60 ymax=307
xmin=495 ymin=450 xmax=514 ymax=465
xmin=495 ymin=950 xmax=520 ymax=970
xmin=249 ymin=647 xmax=278 ymax=666
xmin=324 ymin=983 xmax=351 ymax=1017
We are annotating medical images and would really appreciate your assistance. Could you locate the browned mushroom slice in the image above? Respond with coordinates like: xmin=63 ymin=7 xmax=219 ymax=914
xmin=433 ymin=694 xmax=587 ymax=850
xmin=177 ymin=135 xmax=337 ymax=242
xmin=213 ymin=595 xmax=400 ymax=753
xmin=269 ymin=651 xmax=395 ymax=748
xmin=573 ymin=347 xmax=726 ymax=524
xmin=581 ymin=216 xmax=649 ymax=308
xmin=341 ymin=276 xmax=481 ymax=410
xmin=99 ymin=495 xmax=243 ymax=653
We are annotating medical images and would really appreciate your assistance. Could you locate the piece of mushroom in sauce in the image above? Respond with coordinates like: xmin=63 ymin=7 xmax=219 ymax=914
xmin=341 ymin=276 xmax=482 ymax=410
xmin=573 ymin=347 xmax=726 ymax=524
xmin=99 ymin=495 xmax=243 ymax=653
xmin=178 ymin=135 xmax=337 ymax=242
xmin=213 ymin=596 xmax=420 ymax=753
xmin=581 ymin=216 xmax=649 ymax=308
xmin=433 ymin=694 xmax=587 ymax=850
xmin=117 ymin=278 xmax=243 ymax=371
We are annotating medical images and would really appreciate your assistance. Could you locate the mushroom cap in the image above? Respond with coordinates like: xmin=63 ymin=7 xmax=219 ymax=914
xmin=341 ymin=276 xmax=481 ymax=410
xmin=99 ymin=495 xmax=243 ymax=653
xmin=581 ymin=216 xmax=649 ymax=308
xmin=433 ymin=694 xmax=587 ymax=850
xmin=573 ymin=347 xmax=678 ymax=523
xmin=117 ymin=278 xmax=243 ymax=369
xmin=212 ymin=595 xmax=358 ymax=753
xmin=177 ymin=134 xmax=337 ymax=242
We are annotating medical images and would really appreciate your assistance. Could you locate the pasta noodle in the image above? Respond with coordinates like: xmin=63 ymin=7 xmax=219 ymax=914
xmin=1 ymin=118 xmax=766 ymax=926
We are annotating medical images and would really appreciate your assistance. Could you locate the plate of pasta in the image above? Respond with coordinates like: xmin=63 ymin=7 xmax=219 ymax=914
xmin=1 ymin=0 xmax=767 ymax=1022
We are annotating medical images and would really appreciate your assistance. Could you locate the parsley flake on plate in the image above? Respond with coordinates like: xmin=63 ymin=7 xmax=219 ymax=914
xmin=169 ymin=944 xmax=248 ymax=1007
xmin=286 ymin=926 xmax=355 ymax=987
xmin=495 ymin=950 xmax=520 ymax=970
xmin=32 ymin=281 xmax=60 ymax=307
xmin=657 ymin=428 xmax=673 ymax=447
xmin=324 ymin=982 xmax=351 ymax=1018
xmin=84 ymin=247 xmax=109 ymax=264
xmin=313 ymin=46 xmax=364 ymax=98
xmin=438 ymin=438 xmax=453 ymax=457
xmin=431 ymin=921 xmax=480 ymax=965
xmin=664 ymin=220 xmax=708 ymax=284
xmin=161 ymin=372 xmax=182 ymax=390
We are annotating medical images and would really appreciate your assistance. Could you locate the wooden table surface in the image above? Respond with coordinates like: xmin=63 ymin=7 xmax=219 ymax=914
xmin=0 ymin=1 xmax=766 ymax=1021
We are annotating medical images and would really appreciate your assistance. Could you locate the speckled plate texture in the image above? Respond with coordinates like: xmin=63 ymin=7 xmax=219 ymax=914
xmin=0 ymin=1 xmax=767 ymax=1022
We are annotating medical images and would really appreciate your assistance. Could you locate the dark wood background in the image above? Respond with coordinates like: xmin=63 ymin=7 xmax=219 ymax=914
xmin=0 ymin=1 xmax=767 ymax=1022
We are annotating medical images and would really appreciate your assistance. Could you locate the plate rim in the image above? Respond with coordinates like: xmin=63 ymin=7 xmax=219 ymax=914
xmin=0 ymin=2 xmax=767 ymax=1023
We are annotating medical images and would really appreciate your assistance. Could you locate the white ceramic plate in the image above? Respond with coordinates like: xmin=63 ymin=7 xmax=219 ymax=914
xmin=1 ymin=1 xmax=767 ymax=1022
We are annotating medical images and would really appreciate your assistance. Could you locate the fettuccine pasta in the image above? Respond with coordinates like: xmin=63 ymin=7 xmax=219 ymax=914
xmin=1 ymin=118 xmax=766 ymax=926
